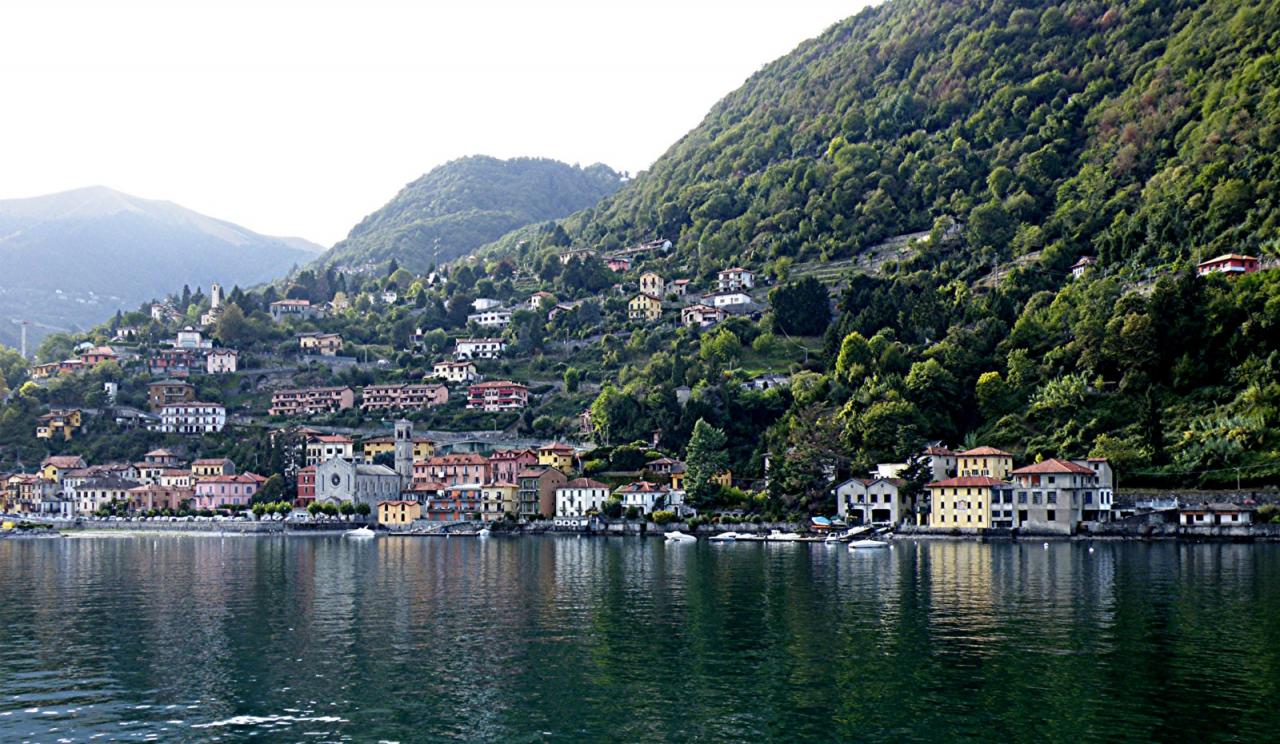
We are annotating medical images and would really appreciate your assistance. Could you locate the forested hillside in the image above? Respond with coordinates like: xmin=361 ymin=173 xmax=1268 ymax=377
xmin=320 ymin=156 xmax=622 ymax=272
xmin=483 ymin=0 xmax=1280 ymax=490
xmin=9 ymin=0 xmax=1279 ymax=502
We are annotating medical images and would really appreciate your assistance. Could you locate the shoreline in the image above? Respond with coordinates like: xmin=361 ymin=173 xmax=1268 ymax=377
xmin=8 ymin=522 xmax=1277 ymax=544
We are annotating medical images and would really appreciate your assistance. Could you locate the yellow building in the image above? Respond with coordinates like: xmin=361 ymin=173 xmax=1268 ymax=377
xmin=35 ymin=409 xmax=82 ymax=441
xmin=362 ymin=436 xmax=435 ymax=463
xmin=639 ymin=271 xmax=665 ymax=297
xmin=671 ymin=470 xmax=685 ymax=490
xmin=711 ymin=470 xmax=733 ymax=488
xmin=926 ymin=476 xmax=1010 ymax=529
xmin=192 ymin=458 xmax=236 ymax=478
xmin=40 ymin=455 xmax=87 ymax=484
xmin=377 ymin=500 xmax=421 ymax=527
xmin=956 ymin=446 xmax=1014 ymax=479
xmin=538 ymin=443 xmax=576 ymax=473
xmin=628 ymin=293 xmax=662 ymax=322
xmin=481 ymin=482 xmax=520 ymax=521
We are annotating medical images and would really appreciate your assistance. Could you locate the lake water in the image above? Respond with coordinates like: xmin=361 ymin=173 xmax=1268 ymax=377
xmin=1 ymin=535 xmax=1278 ymax=742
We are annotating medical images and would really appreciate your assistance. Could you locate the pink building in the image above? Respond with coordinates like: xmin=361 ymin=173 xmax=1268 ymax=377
xmin=417 ymin=454 xmax=489 ymax=487
xmin=192 ymin=473 xmax=266 ymax=511
xmin=488 ymin=448 xmax=539 ymax=484
xmin=1197 ymin=253 xmax=1260 ymax=277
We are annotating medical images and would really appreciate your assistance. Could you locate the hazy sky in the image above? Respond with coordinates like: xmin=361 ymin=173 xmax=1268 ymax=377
xmin=1 ymin=0 xmax=870 ymax=246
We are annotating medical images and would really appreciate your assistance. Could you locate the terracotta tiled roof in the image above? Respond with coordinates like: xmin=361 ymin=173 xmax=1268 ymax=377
xmin=957 ymin=446 xmax=1013 ymax=457
xmin=1010 ymin=458 xmax=1094 ymax=475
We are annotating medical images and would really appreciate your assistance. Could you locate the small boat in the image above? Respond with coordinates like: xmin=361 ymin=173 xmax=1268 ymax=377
xmin=665 ymin=530 xmax=697 ymax=542
xmin=708 ymin=532 xmax=738 ymax=542
xmin=344 ymin=527 xmax=377 ymax=539
xmin=849 ymin=538 xmax=889 ymax=550
xmin=767 ymin=530 xmax=804 ymax=542
xmin=477 ymin=528 xmax=491 ymax=538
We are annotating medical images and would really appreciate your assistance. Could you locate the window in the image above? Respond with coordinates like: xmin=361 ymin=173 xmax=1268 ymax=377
xmin=1047 ymin=491 xmax=1057 ymax=505
xmin=1032 ymin=493 xmax=1041 ymax=505
xmin=1083 ymin=492 xmax=1093 ymax=504
xmin=1018 ymin=492 xmax=1027 ymax=504
xmin=1047 ymin=510 xmax=1056 ymax=522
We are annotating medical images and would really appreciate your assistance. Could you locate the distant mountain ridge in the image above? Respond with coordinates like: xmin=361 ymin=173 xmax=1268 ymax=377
xmin=0 ymin=186 xmax=323 ymax=348
xmin=319 ymin=156 xmax=623 ymax=273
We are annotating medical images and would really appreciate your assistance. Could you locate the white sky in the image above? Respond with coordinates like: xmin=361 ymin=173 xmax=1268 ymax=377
xmin=0 ymin=0 xmax=870 ymax=246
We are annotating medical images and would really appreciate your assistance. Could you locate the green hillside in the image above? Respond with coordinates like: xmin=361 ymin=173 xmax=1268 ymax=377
xmin=9 ymin=0 xmax=1280 ymax=499
xmin=320 ymin=156 xmax=622 ymax=273
xmin=481 ymin=0 xmax=1280 ymax=489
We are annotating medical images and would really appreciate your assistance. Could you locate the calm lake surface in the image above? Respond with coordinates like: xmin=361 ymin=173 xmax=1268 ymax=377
xmin=2 ymin=535 xmax=1279 ymax=742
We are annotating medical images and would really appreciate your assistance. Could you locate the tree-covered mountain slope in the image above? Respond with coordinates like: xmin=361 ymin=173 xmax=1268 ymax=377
xmin=475 ymin=0 xmax=1280 ymax=489
xmin=492 ymin=0 xmax=1278 ymax=278
xmin=319 ymin=156 xmax=622 ymax=273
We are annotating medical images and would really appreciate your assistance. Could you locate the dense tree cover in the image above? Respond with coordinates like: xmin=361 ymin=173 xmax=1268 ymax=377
xmin=321 ymin=156 xmax=623 ymax=272
xmin=485 ymin=0 xmax=1280 ymax=492
xmin=8 ymin=0 xmax=1280 ymax=505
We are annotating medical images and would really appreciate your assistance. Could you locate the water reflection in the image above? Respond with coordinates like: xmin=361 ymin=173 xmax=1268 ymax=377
xmin=2 ymin=536 xmax=1279 ymax=741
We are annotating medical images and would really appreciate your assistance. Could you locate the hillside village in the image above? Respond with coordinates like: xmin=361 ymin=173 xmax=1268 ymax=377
xmin=0 ymin=227 xmax=1272 ymax=533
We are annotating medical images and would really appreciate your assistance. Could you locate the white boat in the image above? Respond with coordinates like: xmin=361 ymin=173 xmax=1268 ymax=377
xmin=665 ymin=530 xmax=697 ymax=542
xmin=849 ymin=538 xmax=889 ymax=550
xmin=477 ymin=528 xmax=491 ymax=538
xmin=344 ymin=527 xmax=377 ymax=539
xmin=708 ymin=532 xmax=738 ymax=542
xmin=767 ymin=530 xmax=804 ymax=542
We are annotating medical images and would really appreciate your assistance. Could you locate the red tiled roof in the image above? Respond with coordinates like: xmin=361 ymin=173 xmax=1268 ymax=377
xmin=617 ymin=480 xmax=666 ymax=493
xmin=1010 ymin=458 xmax=1094 ymax=475
xmin=957 ymin=446 xmax=1013 ymax=457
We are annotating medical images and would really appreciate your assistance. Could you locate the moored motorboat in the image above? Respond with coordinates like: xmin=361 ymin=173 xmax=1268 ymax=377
xmin=708 ymin=532 xmax=738 ymax=542
xmin=665 ymin=530 xmax=697 ymax=542
xmin=477 ymin=528 xmax=491 ymax=538
xmin=767 ymin=530 xmax=804 ymax=542
xmin=344 ymin=527 xmax=377 ymax=539
xmin=849 ymin=538 xmax=889 ymax=549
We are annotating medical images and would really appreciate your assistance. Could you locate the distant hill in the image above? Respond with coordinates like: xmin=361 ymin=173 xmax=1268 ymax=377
xmin=0 ymin=186 xmax=323 ymax=349
xmin=319 ymin=156 xmax=623 ymax=273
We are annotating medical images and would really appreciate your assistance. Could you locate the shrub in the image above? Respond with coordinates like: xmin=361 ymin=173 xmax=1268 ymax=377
xmin=624 ymin=506 xmax=641 ymax=520
xmin=652 ymin=509 xmax=676 ymax=525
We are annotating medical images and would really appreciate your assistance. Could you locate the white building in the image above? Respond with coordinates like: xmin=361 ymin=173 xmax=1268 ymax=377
xmin=703 ymin=291 xmax=753 ymax=309
xmin=615 ymin=481 xmax=670 ymax=515
xmin=473 ymin=298 xmax=504 ymax=312
xmin=433 ymin=360 xmax=480 ymax=383
xmin=555 ymin=478 xmax=611 ymax=517
xmin=835 ymin=477 xmax=908 ymax=526
xmin=717 ymin=267 xmax=755 ymax=292
xmin=175 ymin=326 xmax=212 ymax=350
xmin=454 ymin=338 xmax=507 ymax=360
xmin=682 ymin=303 xmax=725 ymax=328
xmin=156 ymin=402 xmax=226 ymax=435
xmin=467 ymin=309 xmax=513 ymax=329
xmin=206 ymin=349 xmax=238 ymax=374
